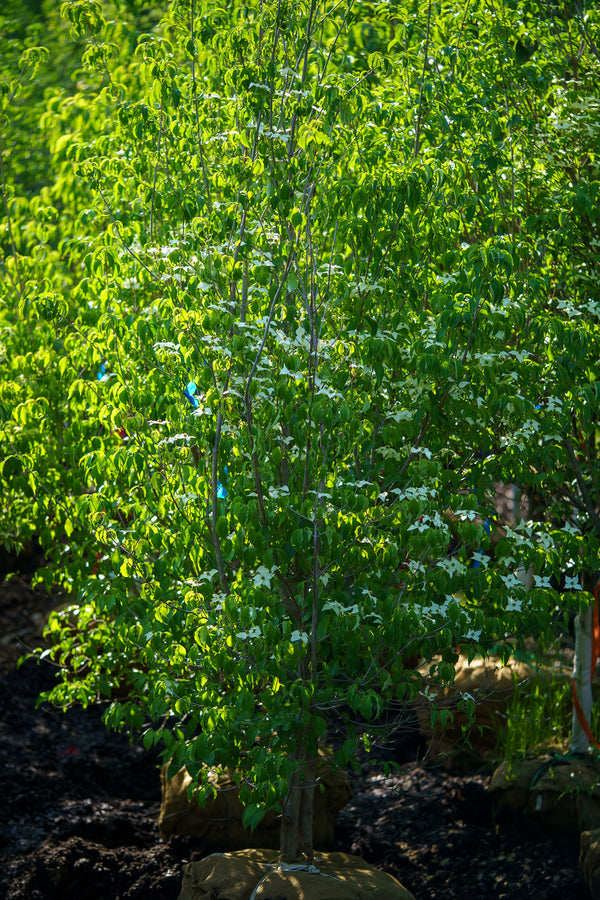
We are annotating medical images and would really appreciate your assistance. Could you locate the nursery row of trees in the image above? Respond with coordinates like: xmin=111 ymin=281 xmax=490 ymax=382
xmin=1 ymin=0 xmax=600 ymax=861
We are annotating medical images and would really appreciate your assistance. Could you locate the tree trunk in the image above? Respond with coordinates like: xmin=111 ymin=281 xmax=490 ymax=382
xmin=279 ymin=752 xmax=316 ymax=865
xmin=298 ymin=758 xmax=316 ymax=862
xmin=571 ymin=601 xmax=593 ymax=754
xmin=516 ymin=562 xmax=534 ymax=589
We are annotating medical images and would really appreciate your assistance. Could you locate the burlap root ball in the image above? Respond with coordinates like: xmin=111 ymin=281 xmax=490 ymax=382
xmin=490 ymin=756 xmax=600 ymax=835
xmin=416 ymin=654 xmax=554 ymax=772
xmin=581 ymin=828 xmax=600 ymax=899
xmin=177 ymin=849 xmax=417 ymax=900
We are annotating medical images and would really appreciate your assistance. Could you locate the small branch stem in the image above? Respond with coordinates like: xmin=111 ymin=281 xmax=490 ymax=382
xmin=414 ymin=0 xmax=433 ymax=158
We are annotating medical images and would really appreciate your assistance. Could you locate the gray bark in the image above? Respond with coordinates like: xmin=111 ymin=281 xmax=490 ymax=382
xmin=571 ymin=602 xmax=593 ymax=754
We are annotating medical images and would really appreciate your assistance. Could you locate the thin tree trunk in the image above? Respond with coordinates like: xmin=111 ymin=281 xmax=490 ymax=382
xmin=516 ymin=562 xmax=534 ymax=589
xmin=280 ymin=766 xmax=302 ymax=864
xmin=298 ymin=759 xmax=316 ymax=863
xmin=571 ymin=601 xmax=593 ymax=754
xmin=279 ymin=750 xmax=316 ymax=865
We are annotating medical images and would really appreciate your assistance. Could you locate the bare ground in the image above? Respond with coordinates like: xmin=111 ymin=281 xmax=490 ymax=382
xmin=0 ymin=550 xmax=589 ymax=899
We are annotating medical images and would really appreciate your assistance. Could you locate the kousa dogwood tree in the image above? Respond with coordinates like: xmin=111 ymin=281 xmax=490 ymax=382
xmin=1 ymin=0 xmax=598 ymax=866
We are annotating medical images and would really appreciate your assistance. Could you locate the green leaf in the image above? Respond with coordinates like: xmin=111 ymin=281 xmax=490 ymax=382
xmin=1 ymin=456 xmax=23 ymax=478
xmin=241 ymin=803 xmax=266 ymax=833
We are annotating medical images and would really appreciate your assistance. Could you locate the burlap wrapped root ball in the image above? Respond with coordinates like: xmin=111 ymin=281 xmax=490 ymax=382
xmin=416 ymin=654 xmax=556 ymax=772
xmin=159 ymin=753 xmax=352 ymax=851
xmin=177 ymin=849 xmax=416 ymax=900
xmin=490 ymin=756 xmax=600 ymax=835
xmin=581 ymin=828 xmax=600 ymax=899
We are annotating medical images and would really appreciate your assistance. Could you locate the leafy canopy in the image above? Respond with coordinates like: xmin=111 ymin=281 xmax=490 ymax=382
xmin=1 ymin=0 xmax=600 ymax=832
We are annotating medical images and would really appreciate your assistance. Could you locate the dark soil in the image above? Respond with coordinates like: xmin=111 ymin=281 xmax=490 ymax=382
xmin=0 ymin=549 xmax=590 ymax=899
